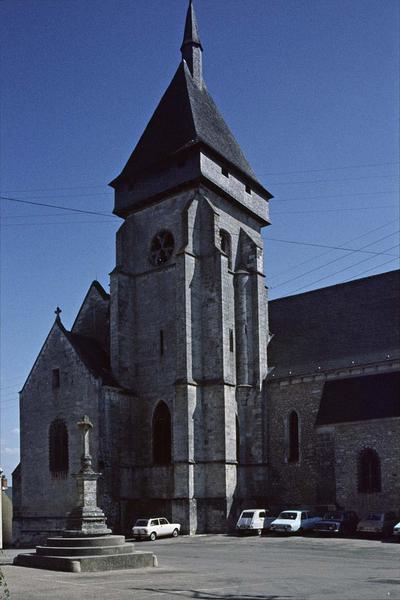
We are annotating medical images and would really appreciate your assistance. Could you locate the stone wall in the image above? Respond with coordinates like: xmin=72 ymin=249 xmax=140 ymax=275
xmin=266 ymin=367 xmax=400 ymax=514
xmin=334 ymin=418 xmax=400 ymax=514
xmin=111 ymin=183 xmax=269 ymax=533
xmin=14 ymin=323 xmax=103 ymax=546
xmin=267 ymin=378 xmax=324 ymax=508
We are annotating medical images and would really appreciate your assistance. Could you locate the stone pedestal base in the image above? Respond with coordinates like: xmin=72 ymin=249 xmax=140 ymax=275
xmin=64 ymin=506 xmax=112 ymax=537
xmin=13 ymin=535 xmax=157 ymax=572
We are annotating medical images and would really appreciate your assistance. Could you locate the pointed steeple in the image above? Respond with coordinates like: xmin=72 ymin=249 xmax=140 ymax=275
xmin=181 ymin=0 xmax=203 ymax=87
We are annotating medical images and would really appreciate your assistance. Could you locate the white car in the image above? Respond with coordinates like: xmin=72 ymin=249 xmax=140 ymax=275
xmin=132 ymin=517 xmax=181 ymax=541
xmin=270 ymin=510 xmax=320 ymax=534
xmin=236 ymin=509 xmax=275 ymax=535
xmin=393 ymin=521 xmax=400 ymax=539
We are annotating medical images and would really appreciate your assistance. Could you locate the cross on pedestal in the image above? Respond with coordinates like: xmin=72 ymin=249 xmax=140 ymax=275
xmin=64 ymin=415 xmax=111 ymax=537
xmin=54 ymin=306 xmax=62 ymax=320
xmin=77 ymin=415 xmax=94 ymax=472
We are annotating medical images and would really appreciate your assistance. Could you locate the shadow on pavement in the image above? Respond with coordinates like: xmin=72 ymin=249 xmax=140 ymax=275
xmin=129 ymin=589 xmax=293 ymax=600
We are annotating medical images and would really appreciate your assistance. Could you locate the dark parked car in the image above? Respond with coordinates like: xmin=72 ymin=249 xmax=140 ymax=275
xmin=313 ymin=511 xmax=359 ymax=536
xmin=357 ymin=511 xmax=398 ymax=537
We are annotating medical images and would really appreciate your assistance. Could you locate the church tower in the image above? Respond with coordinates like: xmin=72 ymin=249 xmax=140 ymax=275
xmin=109 ymin=1 xmax=272 ymax=533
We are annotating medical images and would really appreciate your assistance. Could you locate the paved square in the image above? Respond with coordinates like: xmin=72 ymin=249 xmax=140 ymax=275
xmin=1 ymin=534 xmax=399 ymax=600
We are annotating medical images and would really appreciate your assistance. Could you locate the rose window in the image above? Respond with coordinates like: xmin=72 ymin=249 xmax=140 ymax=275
xmin=150 ymin=230 xmax=174 ymax=265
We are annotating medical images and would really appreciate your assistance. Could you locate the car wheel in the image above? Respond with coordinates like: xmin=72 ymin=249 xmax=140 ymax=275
xmin=149 ymin=532 xmax=157 ymax=541
xmin=172 ymin=528 xmax=179 ymax=538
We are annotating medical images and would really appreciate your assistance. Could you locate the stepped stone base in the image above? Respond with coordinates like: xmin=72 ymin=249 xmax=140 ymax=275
xmin=13 ymin=535 xmax=157 ymax=573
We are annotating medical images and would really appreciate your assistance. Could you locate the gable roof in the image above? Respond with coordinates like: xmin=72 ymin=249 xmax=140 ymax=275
xmin=268 ymin=270 xmax=400 ymax=378
xmin=316 ymin=371 xmax=400 ymax=425
xmin=71 ymin=280 xmax=109 ymax=331
xmin=20 ymin=316 xmax=119 ymax=394
xmin=63 ymin=328 xmax=118 ymax=388
xmin=110 ymin=61 xmax=264 ymax=191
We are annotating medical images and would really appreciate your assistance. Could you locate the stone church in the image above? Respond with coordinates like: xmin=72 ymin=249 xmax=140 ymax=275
xmin=13 ymin=2 xmax=400 ymax=545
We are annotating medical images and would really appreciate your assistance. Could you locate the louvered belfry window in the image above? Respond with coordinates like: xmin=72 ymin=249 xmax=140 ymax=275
xmin=358 ymin=448 xmax=381 ymax=493
xmin=153 ymin=401 xmax=172 ymax=464
xmin=49 ymin=419 xmax=69 ymax=477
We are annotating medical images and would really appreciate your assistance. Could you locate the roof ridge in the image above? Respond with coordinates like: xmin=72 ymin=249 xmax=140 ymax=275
xmin=270 ymin=269 xmax=400 ymax=303
xmin=182 ymin=61 xmax=257 ymax=179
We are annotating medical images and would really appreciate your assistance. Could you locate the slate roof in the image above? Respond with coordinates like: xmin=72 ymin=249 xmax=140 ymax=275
xmin=64 ymin=330 xmax=118 ymax=388
xmin=181 ymin=0 xmax=202 ymax=50
xmin=316 ymin=371 xmax=400 ymax=425
xmin=268 ymin=270 xmax=400 ymax=378
xmin=91 ymin=280 xmax=110 ymax=301
xmin=111 ymin=61 xmax=263 ymax=190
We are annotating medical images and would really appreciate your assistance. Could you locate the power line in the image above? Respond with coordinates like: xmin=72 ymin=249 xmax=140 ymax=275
xmin=1 ymin=195 xmax=397 ymax=220
xmin=1 ymin=184 xmax=106 ymax=193
xmin=0 ymin=195 xmax=116 ymax=218
xmin=260 ymin=161 xmax=400 ymax=176
xmin=344 ymin=259 xmax=400 ymax=283
xmin=3 ymin=189 xmax=398 ymax=205
xmin=1 ymin=220 xmax=115 ymax=227
xmin=2 ymin=172 xmax=398 ymax=195
xmin=270 ymin=174 xmax=399 ymax=186
xmin=273 ymin=260 xmax=399 ymax=300
xmin=1 ymin=213 xmax=107 ymax=219
xmin=278 ymin=245 xmax=399 ymax=296
xmin=265 ymin=237 xmax=397 ymax=256
xmin=276 ymin=190 xmax=398 ymax=203
xmin=267 ymin=220 xmax=398 ymax=278
xmin=1 ymin=193 xmax=398 ymax=224
xmin=2 ymin=162 xmax=398 ymax=194
xmin=274 ymin=205 xmax=397 ymax=215
xmin=270 ymin=231 xmax=400 ymax=290
xmin=1 ymin=192 xmax=111 ymax=200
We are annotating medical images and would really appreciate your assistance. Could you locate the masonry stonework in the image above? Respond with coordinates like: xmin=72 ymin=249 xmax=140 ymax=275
xmin=13 ymin=3 xmax=400 ymax=545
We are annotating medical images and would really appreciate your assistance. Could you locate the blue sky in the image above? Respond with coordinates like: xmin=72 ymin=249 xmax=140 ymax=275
xmin=1 ymin=0 xmax=399 ymax=480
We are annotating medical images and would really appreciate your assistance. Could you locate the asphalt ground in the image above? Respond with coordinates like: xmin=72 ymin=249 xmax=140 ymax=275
xmin=1 ymin=534 xmax=399 ymax=600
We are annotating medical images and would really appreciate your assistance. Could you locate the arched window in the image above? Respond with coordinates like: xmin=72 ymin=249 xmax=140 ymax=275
xmin=288 ymin=411 xmax=299 ymax=463
xmin=153 ymin=401 xmax=172 ymax=465
xmin=49 ymin=419 xmax=69 ymax=477
xmin=220 ymin=230 xmax=232 ymax=268
xmin=236 ymin=416 xmax=240 ymax=464
xmin=358 ymin=448 xmax=381 ymax=493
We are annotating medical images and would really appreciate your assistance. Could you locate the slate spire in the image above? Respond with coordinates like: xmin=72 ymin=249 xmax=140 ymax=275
xmin=181 ymin=0 xmax=203 ymax=87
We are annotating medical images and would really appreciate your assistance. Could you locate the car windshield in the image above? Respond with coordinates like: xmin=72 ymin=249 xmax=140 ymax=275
xmin=241 ymin=512 xmax=254 ymax=519
xmin=365 ymin=514 xmax=382 ymax=521
xmin=277 ymin=512 xmax=297 ymax=520
xmin=134 ymin=519 xmax=149 ymax=526
xmin=323 ymin=512 xmax=343 ymax=520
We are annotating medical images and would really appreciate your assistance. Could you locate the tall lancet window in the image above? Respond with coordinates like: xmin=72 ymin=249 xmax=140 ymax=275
xmin=288 ymin=411 xmax=300 ymax=463
xmin=153 ymin=401 xmax=172 ymax=465
xmin=49 ymin=419 xmax=69 ymax=477
xmin=358 ymin=448 xmax=381 ymax=493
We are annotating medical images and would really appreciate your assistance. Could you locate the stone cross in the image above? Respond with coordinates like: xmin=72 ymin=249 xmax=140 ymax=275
xmin=77 ymin=415 xmax=93 ymax=473
xmin=54 ymin=306 xmax=62 ymax=319
xmin=64 ymin=414 xmax=111 ymax=537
